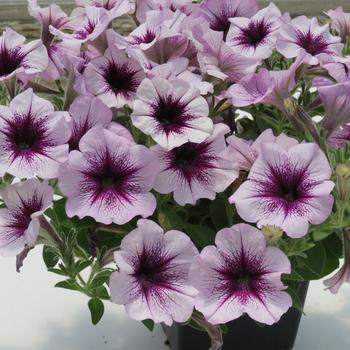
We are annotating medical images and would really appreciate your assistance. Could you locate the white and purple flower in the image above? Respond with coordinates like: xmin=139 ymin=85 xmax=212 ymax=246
xmin=67 ymin=95 xmax=113 ymax=151
xmin=152 ymin=124 xmax=238 ymax=205
xmin=230 ymin=143 xmax=334 ymax=238
xmin=131 ymin=77 xmax=213 ymax=150
xmin=196 ymin=0 xmax=259 ymax=34
xmin=189 ymin=223 xmax=292 ymax=325
xmin=59 ymin=127 xmax=159 ymax=225
xmin=226 ymin=3 xmax=283 ymax=59
xmin=83 ymin=45 xmax=145 ymax=108
xmin=0 ymin=179 xmax=53 ymax=257
xmin=326 ymin=7 xmax=350 ymax=43
xmin=276 ymin=16 xmax=343 ymax=65
xmin=0 ymin=89 xmax=71 ymax=179
xmin=109 ymin=218 xmax=198 ymax=325
xmin=0 ymin=28 xmax=48 ymax=81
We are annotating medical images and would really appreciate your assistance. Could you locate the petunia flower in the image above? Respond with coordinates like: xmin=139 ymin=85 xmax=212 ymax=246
xmin=326 ymin=7 xmax=350 ymax=43
xmin=225 ymin=55 xmax=304 ymax=111
xmin=196 ymin=0 xmax=259 ymax=34
xmin=67 ymin=95 xmax=113 ymax=151
xmin=76 ymin=0 xmax=132 ymax=21
xmin=0 ymin=28 xmax=48 ymax=81
xmin=148 ymin=58 xmax=213 ymax=95
xmin=223 ymin=129 xmax=298 ymax=172
xmin=58 ymin=127 xmax=159 ymax=225
xmin=226 ymin=3 xmax=283 ymax=59
xmin=0 ymin=179 xmax=53 ymax=257
xmin=328 ymin=124 xmax=350 ymax=149
xmin=83 ymin=45 xmax=145 ymax=108
xmin=195 ymin=28 xmax=260 ymax=82
xmin=109 ymin=218 xmax=198 ymax=325
xmin=131 ymin=77 xmax=213 ymax=150
xmin=324 ymin=229 xmax=350 ymax=293
xmin=0 ymin=89 xmax=71 ymax=179
xmin=189 ymin=223 xmax=292 ymax=325
xmin=134 ymin=0 xmax=195 ymax=23
xmin=230 ymin=143 xmax=334 ymax=238
xmin=28 ymin=0 xmax=79 ymax=47
xmin=50 ymin=6 xmax=110 ymax=43
xmin=318 ymin=80 xmax=350 ymax=136
xmin=276 ymin=16 xmax=343 ymax=65
xmin=152 ymin=123 xmax=238 ymax=205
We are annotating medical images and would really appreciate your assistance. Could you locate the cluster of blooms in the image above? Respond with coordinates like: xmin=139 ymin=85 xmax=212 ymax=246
xmin=1 ymin=0 xmax=350 ymax=346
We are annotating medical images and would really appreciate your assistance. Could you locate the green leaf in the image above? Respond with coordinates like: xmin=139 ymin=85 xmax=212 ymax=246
xmin=74 ymin=260 xmax=92 ymax=275
xmin=142 ymin=319 xmax=155 ymax=332
xmin=282 ymin=270 xmax=304 ymax=282
xmin=209 ymin=193 xmax=234 ymax=230
xmin=278 ymin=236 xmax=315 ymax=258
xmin=88 ymin=298 xmax=105 ymax=325
xmin=48 ymin=268 xmax=67 ymax=276
xmin=185 ymin=319 xmax=206 ymax=332
xmin=92 ymin=286 xmax=110 ymax=300
xmin=185 ymin=224 xmax=216 ymax=249
xmin=55 ymin=279 xmax=80 ymax=291
xmin=89 ymin=270 xmax=112 ymax=289
xmin=42 ymin=246 xmax=59 ymax=269
xmin=286 ymin=286 xmax=304 ymax=313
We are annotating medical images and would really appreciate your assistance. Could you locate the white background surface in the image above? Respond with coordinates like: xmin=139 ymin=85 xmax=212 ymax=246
xmin=0 ymin=248 xmax=350 ymax=350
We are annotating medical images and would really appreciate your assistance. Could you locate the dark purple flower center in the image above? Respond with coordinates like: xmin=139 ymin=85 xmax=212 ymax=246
xmin=209 ymin=10 xmax=237 ymax=33
xmin=253 ymin=161 xmax=316 ymax=216
xmin=133 ymin=245 xmax=180 ymax=291
xmin=5 ymin=193 xmax=44 ymax=240
xmin=295 ymin=30 xmax=330 ymax=56
xmin=152 ymin=96 xmax=193 ymax=135
xmin=103 ymin=62 xmax=140 ymax=98
xmin=217 ymin=250 xmax=268 ymax=303
xmin=0 ymin=46 xmax=25 ymax=77
xmin=130 ymin=30 xmax=156 ymax=45
xmin=85 ymin=152 xmax=141 ymax=204
xmin=3 ymin=113 xmax=51 ymax=157
xmin=165 ymin=142 xmax=217 ymax=185
xmin=237 ymin=20 xmax=272 ymax=48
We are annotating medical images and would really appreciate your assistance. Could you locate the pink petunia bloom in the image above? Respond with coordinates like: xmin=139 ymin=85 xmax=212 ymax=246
xmin=0 ymin=28 xmax=48 ymax=81
xmin=152 ymin=124 xmax=238 ymax=205
xmin=230 ymin=143 xmax=334 ymax=238
xmin=326 ymin=7 xmax=350 ymax=43
xmin=67 ymin=95 xmax=112 ymax=151
xmin=50 ymin=6 xmax=109 ymax=43
xmin=276 ymin=16 xmax=343 ymax=65
xmin=0 ymin=179 xmax=53 ymax=257
xmin=0 ymin=89 xmax=71 ymax=179
xmin=196 ymin=0 xmax=259 ymax=34
xmin=226 ymin=3 xmax=283 ymax=59
xmin=328 ymin=124 xmax=350 ymax=149
xmin=109 ymin=218 xmax=198 ymax=325
xmin=148 ymin=58 xmax=213 ymax=95
xmin=59 ymin=127 xmax=159 ymax=225
xmin=76 ymin=0 xmax=132 ymax=21
xmin=189 ymin=223 xmax=292 ymax=325
xmin=223 ymin=129 xmax=298 ymax=172
xmin=83 ymin=45 xmax=145 ymax=108
xmin=134 ymin=0 xmax=194 ymax=23
xmin=195 ymin=28 xmax=260 ymax=82
xmin=28 ymin=0 xmax=79 ymax=47
xmin=41 ymin=40 xmax=81 ymax=81
xmin=324 ymin=230 xmax=350 ymax=293
xmin=225 ymin=55 xmax=304 ymax=111
xmin=131 ymin=77 xmax=213 ymax=150
xmin=318 ymin=80 xmax=350 ymax=136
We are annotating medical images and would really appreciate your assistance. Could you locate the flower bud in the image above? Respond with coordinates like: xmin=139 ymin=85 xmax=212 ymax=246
xmin=262 ymin=225 xmax=283 ymax=245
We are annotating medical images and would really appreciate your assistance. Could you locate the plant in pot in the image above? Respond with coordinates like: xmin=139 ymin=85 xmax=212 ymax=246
xmin=0 ymin=0 xmax=350 ymax=349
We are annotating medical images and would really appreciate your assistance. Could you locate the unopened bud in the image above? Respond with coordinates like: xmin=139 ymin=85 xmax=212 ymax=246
xmin=336 ymin=164 xmax=350 ymax=179
xmin=262 ymin=225 xmax=283 ymax=245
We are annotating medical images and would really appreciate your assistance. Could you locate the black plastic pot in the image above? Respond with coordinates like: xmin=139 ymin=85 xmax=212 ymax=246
xmin=163 ymin=281 xmax=309 ymax=350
